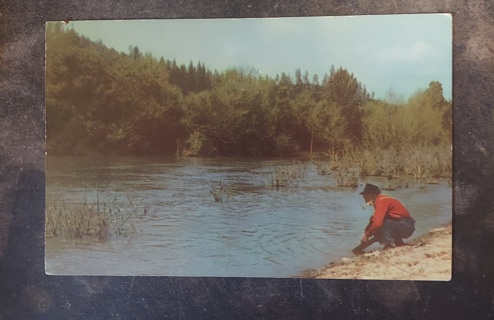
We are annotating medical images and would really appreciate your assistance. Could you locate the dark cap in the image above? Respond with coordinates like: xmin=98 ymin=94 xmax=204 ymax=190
xmin=359 ymin=183 xmax=381 ymax=195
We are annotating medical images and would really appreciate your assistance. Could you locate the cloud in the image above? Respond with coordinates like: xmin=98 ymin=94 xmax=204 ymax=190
xmin=378 ymin=41 xmax=437 ymax=62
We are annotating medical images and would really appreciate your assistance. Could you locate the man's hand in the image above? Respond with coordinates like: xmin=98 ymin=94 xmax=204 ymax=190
xmin=361 ymin=233 xmax=369 ymax=243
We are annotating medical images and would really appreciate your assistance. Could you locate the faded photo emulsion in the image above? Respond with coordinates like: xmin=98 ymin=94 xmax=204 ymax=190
xmin=45 ymin=14 xmax=452 ymax=279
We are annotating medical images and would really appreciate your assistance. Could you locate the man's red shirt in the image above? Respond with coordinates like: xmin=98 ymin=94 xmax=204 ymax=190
xmin=364 ymin=194 xmax=412 ymax=238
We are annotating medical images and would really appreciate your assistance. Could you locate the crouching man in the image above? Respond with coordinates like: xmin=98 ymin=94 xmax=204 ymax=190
xmin=360 ymin=183 xmax=415 ymax=249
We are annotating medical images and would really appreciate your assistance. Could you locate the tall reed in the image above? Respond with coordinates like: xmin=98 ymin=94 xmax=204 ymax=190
xmin=46 ymin=194 xmax=146 ymax=240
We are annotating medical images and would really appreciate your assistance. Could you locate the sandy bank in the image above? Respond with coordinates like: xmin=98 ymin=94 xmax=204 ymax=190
xmin=303 ymin=223 xmax=452 ymax=280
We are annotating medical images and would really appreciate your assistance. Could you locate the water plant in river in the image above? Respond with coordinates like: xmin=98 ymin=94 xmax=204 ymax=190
xmin=210 ymin=181 xmax=238 ymax=202
xmin=312 ymin=160 xmax=332 ymax=175
xmin=404 ymin=145 xmax=452 ymax=180
xmin=335 ymin=167 xmax=359 ymax=187
xmin=265 ymin=163 xmax=308 ymax=188
xmin=328 ymin=144 xmax=451 ymax=181
xmin=46 ymin=194 xmax=146 ymax=240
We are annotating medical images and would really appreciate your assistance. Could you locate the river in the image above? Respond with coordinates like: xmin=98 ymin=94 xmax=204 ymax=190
xmin=45 ymin=156 xmax=452 ymax=277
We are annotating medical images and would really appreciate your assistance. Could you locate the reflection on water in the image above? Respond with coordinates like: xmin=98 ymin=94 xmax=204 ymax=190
xmin=45 ymin=156 xmax=452 ymax=277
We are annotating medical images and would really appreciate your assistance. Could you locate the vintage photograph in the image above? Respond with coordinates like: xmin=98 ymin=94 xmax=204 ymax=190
xmin=45 ymin=14 xmax=452 ymax=279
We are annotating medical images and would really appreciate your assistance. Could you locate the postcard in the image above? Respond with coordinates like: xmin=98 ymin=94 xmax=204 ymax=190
xmin=45 ymin=14 xmax=452 ymax=279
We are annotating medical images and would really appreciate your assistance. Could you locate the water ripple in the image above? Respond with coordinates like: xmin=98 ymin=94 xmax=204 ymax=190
xmin=46 ymin=157 xmax=452 ymax=277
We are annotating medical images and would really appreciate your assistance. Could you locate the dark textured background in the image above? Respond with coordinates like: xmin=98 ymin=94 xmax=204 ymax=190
xmin=1 ymin=1 xmax=493 ymax=319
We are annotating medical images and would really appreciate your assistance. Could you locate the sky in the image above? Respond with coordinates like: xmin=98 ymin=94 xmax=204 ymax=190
xmin=62 ymin=14 xmax=452 ymax=100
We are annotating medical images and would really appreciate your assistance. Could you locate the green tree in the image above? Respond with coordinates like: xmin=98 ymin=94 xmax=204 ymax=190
xmin=270 ymin=73 xmax=300 ymax=149
xmin=311 ymin=101 xmax=348 ymax=154
xmin=400 ymin=85 xmax=448 ymax=147
xmin=46 ymin=26 xmax=185 ymax=155
xmin=362 ymin=100 xmax=402 ymax=149
xmin=46 ymin=26 xmax=114 ymax=154
xmin=425 ymin=81 xmax=452 ymax=144
xmin=322 ymin=67 xmax=369 ymax=144
xmin=292 ymin=91 xmax=317 ymax=155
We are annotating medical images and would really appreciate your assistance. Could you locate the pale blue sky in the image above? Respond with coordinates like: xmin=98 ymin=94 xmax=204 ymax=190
xmin=63 ymin=14 xmax=452 ymax=100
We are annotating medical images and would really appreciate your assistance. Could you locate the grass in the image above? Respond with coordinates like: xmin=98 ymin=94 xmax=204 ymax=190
xmin=46 ymin=194 xmax=146 ymax=240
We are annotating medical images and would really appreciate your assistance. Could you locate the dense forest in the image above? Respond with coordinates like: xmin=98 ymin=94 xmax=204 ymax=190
xmin=46 ymin=24 xmax=452 ymax=178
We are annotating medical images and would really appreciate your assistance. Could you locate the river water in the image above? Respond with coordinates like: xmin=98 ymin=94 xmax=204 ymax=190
xmin=45 ymin=156 xmax=452 ymax=277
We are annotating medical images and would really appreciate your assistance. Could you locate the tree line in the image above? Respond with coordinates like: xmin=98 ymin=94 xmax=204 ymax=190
xmin=46 ymin=24 xmax=451 ymax=177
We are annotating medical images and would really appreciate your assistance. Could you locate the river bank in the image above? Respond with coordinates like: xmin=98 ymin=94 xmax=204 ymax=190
xmin=302 ymin=223 xmax=452 ymax=280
